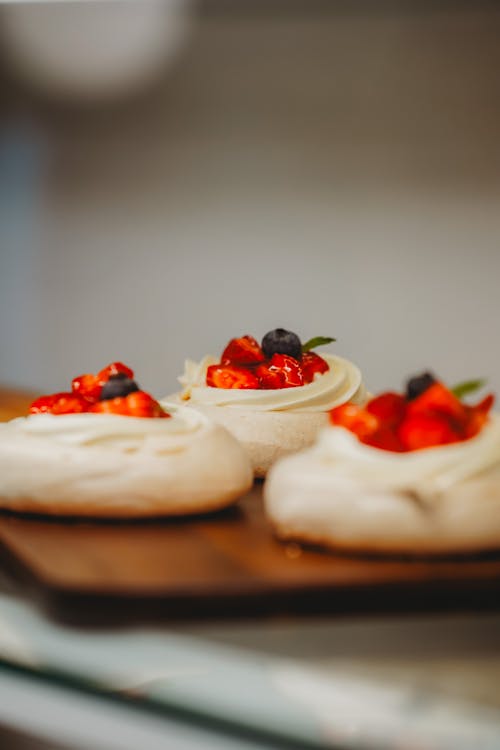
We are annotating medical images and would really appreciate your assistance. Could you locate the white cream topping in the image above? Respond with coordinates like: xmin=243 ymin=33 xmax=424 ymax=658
xmin=315 ymin=415 xmax=500 ymax=496
xmin=178 ymin=353 xmax=366 ymax=413
xmin=4 ymin=403 xmax=207 ymax=450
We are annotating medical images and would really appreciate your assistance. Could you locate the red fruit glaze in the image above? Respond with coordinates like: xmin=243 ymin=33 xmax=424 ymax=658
xmin=29 ymin=363 xmax=167 ymax=419
xmin=126 ymin=391 xmax=168 ymax=418
xmin=97 ymin=362 xmax=134 ymax=383
xmin=30 ymin=392 xmax=89 ymax=415
xmin=329 ymin=380 xmax=494 ymax=453
xmin=264 ymin=354 xmax=304 ymax=388
xmin=398 ymin=413 xmax=462 ymax=451
xmin=464 ymin=394 xmax=495 ymax=439
xmin=366 ymin=392 xmax=407 ymax=426
xmin=72 ymin=373 xmax=102 ymax=402
xmin=254 ymin=362 xmax=283 ymax=389
xmin=206 ymin=364 xmax=259 ymax=390
xmin=330 ymin=403 xmax=379 ymax=439
xmin=91 ymin=391 xmax=169 ymax=418
xmin=221 ymin=336 xmax=265 ymax=366
xmin=301 ymin=352 xmax=329 ymax=384
xmin=363 ymin=427 xmax=405 ymax=453
xmin=406 ymin=382 xmax=466 ymax=423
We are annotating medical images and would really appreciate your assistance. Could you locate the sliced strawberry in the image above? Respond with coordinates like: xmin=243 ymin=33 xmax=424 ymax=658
xmin=301 ymin=351 xmax=329 ymax=384
xmin=97 ymin=362 xmax=134 ymax=384
xmin=30 ymin=392 xmax=89 ymax=415
xmin=262 ymin=354 xmax=304 ymax=389
xmin=398 ymin=413 xmax=461 ymax=451
xmin=475 ymin=393 xmax=495 ymax=414
xmin=72 ymin=373 xmax=102 ymax=402
xmin=30 ymin=393 xmax=64 ymax=414
xmin=366 ymin=392 xmax=407 ymax=427
xmin=91 ymin=390 xmax=168 ymax=418
xmin=329 ymin=403 xmax=379 ymax=439
xmin=221 ymin=336 xmax=265 ymax=366
xmin=125 ymin=391 xmax=167 ymax=418
xmin=206 ymin=364 xmax=259 ymax=390
xmin=362 ymin=427 xmax=405 ymax=452
xmin=406 ymin=382 xmax=466 ymax=424
xmin=464 ymin=393 xmax=495 ymax=439
xmin=254 ymin=362 xmax=284 ymax=389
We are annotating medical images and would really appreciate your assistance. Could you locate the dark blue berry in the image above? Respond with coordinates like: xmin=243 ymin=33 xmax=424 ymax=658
xmin=100 ymin=374 xmax=139 ymax=401
xmin=262 ymin=329 xmax=302 ymax=360
xmin=406 ymin=372 xmax=436 ymax=401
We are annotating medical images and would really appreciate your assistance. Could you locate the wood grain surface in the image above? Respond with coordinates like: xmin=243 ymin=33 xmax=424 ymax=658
xmin=0 ymin=386 xmax=35 ymax=422
xmin=1 ymin=386 xmax=499 ymax=624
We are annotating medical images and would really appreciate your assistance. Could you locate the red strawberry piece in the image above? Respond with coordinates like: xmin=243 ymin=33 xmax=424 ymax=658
xmin=254 ymin=362 xmax=284 ymax=389
xmin=475 ymin=393 xmax=495 ymax=414
xmin=301 ymin=352 xmax=329 ymax=384
xmin=329 ymin=403 xmax=379 ymax=439
xmin=406 ymin=382 xmax=466 ymax=425
xmin=97 ymin=362 xmax=134 ymax=384
xmin=30 ymin=392 xmax=89 ymax=415
xmin=398 ymin=413 xmax=462 ymax=451
xmin=30 ymin=393 xmax=63 ymax=414
xmin=221 ymin=336 xmax=265 ymax=366
xmin=125 ymin=391 xmax=167 ymax=418
xmin=464 ymin=393 xmax=495 ymax=439
xmin=72 ymin=373 xmax=102 ymax=402
xmin=260 ymin=353 xmax=304 ymax=389
xmin=366 ymin=392 xmax=407 ymax=427
xmin=362 ymin=427 xmax=405 ymax=453
xmin=91 ymin=397 xmax=130 ymax=416
xmin=91 ymin=390 xmax=168 ymax=418
xmin=206 ymin=364 xmax=259 ymax=390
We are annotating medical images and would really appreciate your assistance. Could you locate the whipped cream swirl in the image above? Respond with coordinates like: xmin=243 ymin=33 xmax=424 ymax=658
xmin=178 ymin=354 xmax=366 ymax=413
xmin=316 ymin=415 xmax=500 ymax=496
xmin=5 ymin=403 xmax=206 ymax=450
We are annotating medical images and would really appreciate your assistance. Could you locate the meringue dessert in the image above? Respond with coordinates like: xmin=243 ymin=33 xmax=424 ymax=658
xmin=264 ymin=373 xmax=500 ymax=555
xmin=0 ymin=362 xmax=252 ymax=517
xmin=170 ymin=329 xmax=367 ymax=476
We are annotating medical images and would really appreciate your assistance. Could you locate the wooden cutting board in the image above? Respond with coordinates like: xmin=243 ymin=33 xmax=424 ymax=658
xmin=1 ymin=387 xmax=500 ymax=624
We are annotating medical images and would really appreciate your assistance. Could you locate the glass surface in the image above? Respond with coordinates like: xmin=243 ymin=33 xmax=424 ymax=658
xmin=1 ymin=591 xmax=500 ymax=749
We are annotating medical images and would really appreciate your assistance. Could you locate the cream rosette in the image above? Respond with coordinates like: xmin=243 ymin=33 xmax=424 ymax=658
xmin=169 ymin=353 xmax=367 ymax=476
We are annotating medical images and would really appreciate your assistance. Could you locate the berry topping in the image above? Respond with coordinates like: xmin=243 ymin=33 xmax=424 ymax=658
xmin=301 ymin=351 xmax=329 ymax=384
xmin=329 ymin=374 xmax=495 ymax=452
xmin=92 ymin=390 xmax=169 ymax=418
xmin=262 ymin=329 xmax=302 ymax=361
xmin=406 ymin=371 xmax=436 ymax=401
xmin=265 ymin=353 xmax=304 ymax=388
xmin=398 ymin=413 xmax=461 ymax=451
xmin=221 ymin=336 xmax=265 ymax=366
xmin=207 ymin=330 xmax=334 ymax=390
xmin=366 ymin=392 xmax=407 ymax=426
xmin=406 ymin=382 xmax=466 ymax=423
xmin=98 ymin=362 xmax=134 ymax=383
xmin=30 ymin=392 xmax=90 ymax=415
xmin=29 ymin=363 xmax=168 ymax=419
xmin=330 ymin=403 xmax=379 ymax=439
xmin=72 ymin=374 xmax=102 ymax=401
xmin=206 ymin=364 xmax=259 ymax=390
xmin=100 ymin=374 xmax=139 ymax=402
xmin=255 ymin=354 xmax=304 ymax=389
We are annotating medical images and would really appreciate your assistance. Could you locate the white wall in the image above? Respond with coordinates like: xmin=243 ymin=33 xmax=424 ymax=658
xmin=1 ymin=5 xmax=500 ymax=399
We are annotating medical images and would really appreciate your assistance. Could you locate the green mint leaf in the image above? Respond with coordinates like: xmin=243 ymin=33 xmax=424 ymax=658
xmin=451 ymin=379 xmax=486 ymax=400
xmin=302 ymin=336 xmax=336 ymax=353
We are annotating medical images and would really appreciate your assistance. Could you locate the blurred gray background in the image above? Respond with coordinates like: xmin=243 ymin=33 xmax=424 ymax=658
xmin=0 ymin=1 xmax=499 ymax=398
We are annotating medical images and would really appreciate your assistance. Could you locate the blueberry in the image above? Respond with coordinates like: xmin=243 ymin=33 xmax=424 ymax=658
xmin=406 ymin=372 xmax=436 ymax=401
xmin=262 ymin=328 xmax=302 ymax=360
xmin=100 ymin=373 xmax=139 ymax=401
